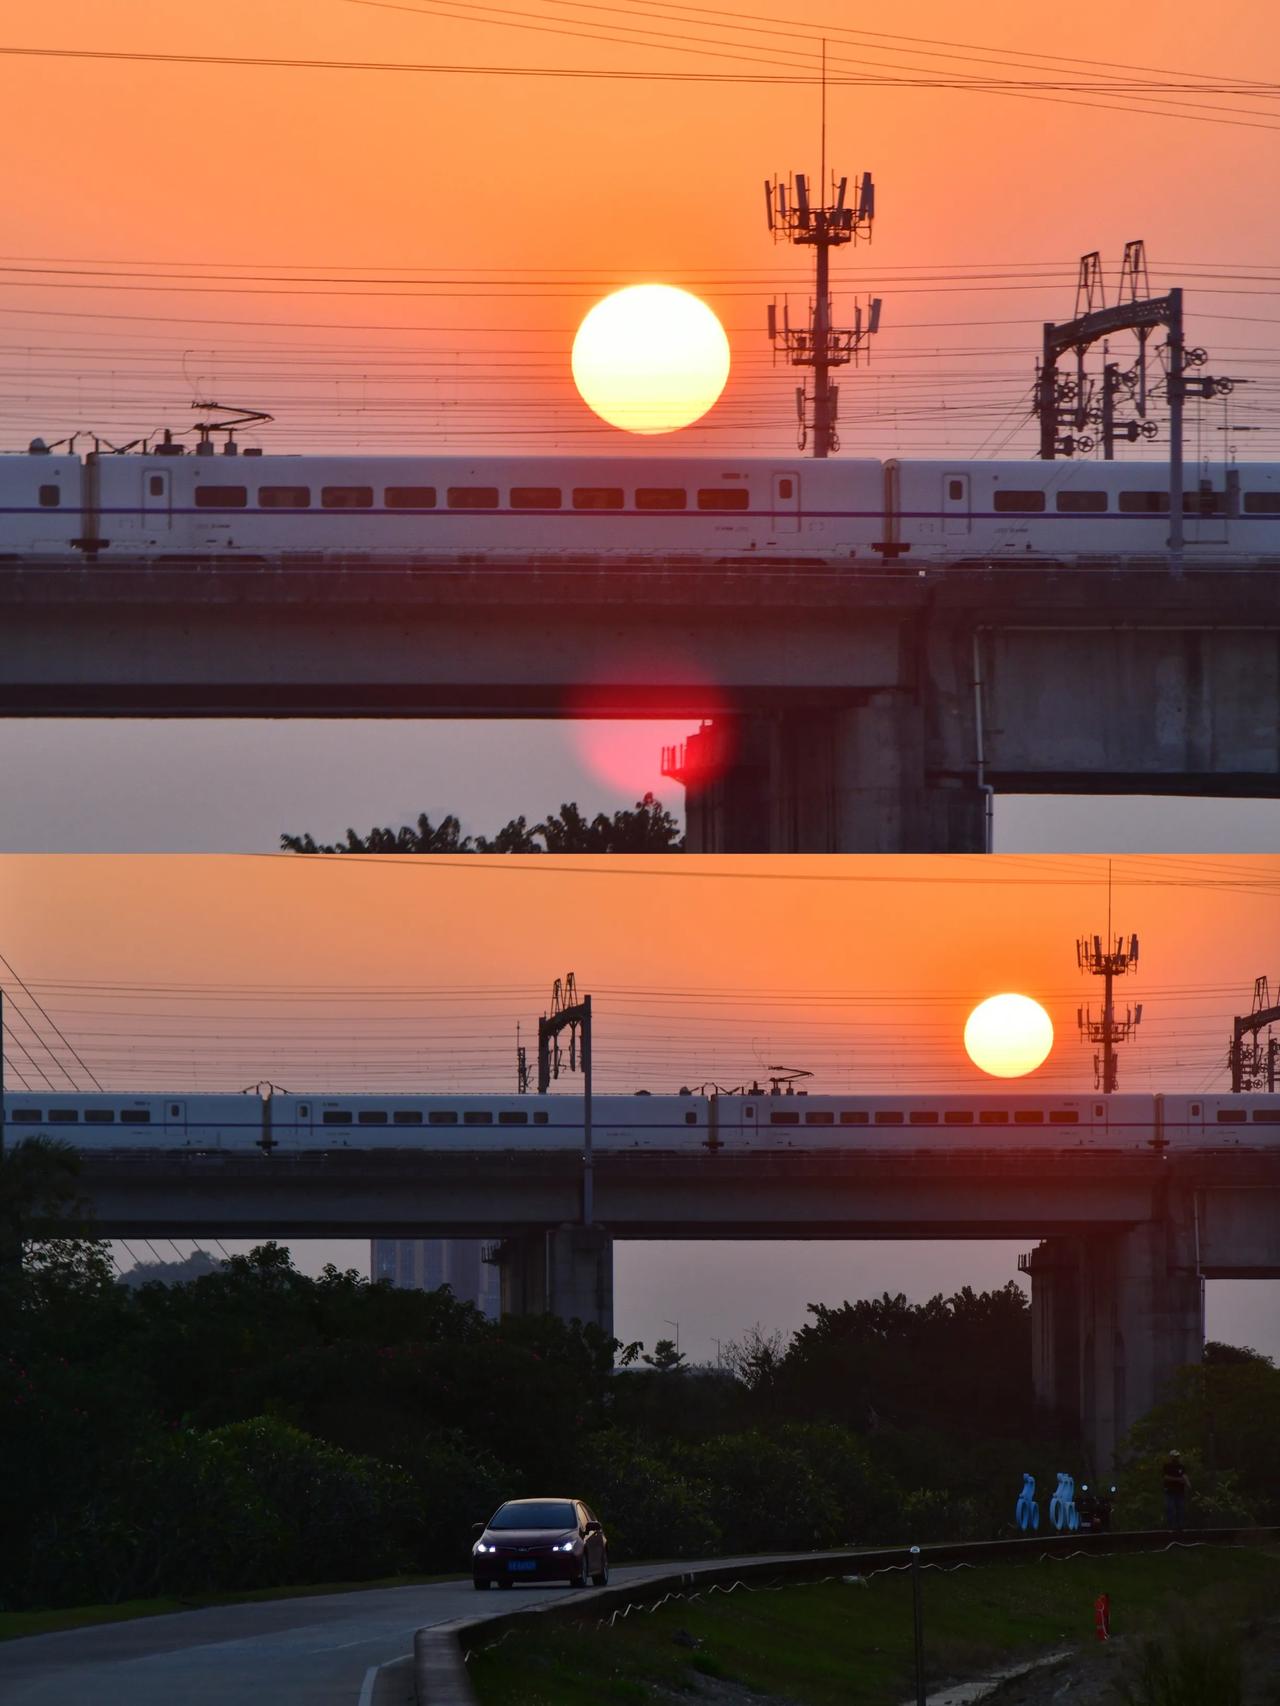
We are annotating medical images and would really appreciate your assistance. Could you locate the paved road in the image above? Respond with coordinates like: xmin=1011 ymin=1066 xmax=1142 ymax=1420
xmin=0 ymin=1569 xmax=664 ymax=1706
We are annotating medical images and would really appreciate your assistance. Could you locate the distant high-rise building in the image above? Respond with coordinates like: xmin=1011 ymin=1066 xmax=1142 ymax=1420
xmin=370 ymin=1238 xmax=501 ymax=1319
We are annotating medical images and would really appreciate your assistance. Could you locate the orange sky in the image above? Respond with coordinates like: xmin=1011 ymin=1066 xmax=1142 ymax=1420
xmin=3 ymin=853 xmax=1275 ymax=1095
xmin=3 ymin=1 xmax=1278 ymax=455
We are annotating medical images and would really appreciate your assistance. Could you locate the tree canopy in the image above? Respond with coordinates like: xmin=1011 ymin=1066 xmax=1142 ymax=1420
xmin=280 ymin=793 xmax=683 ymax=854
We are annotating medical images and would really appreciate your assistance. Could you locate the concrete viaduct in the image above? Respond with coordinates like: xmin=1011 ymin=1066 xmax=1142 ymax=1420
xmin=70 ymin=1141 xmax=1280 ymax=1470
xmin=2 ymin=559 xmax=1278 ymax=851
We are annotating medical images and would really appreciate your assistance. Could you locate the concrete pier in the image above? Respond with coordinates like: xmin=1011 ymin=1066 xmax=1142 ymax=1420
xmin=495 ymin=1224 xmax=614 ymax=1338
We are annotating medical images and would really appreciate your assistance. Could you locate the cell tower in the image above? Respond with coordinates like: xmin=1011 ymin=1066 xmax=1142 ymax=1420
xmin=1076 ymin=929 xmax=1142 ymax=1094
xmin=1228 ymin=976 xmax=1280 ymax=1092
xmin=764 ymin=54 xmax=880 ymax=458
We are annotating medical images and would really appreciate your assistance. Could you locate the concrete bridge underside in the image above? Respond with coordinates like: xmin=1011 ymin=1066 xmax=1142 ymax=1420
xmin=71 ymin=1146 xmax=1280 ymax=1468
xmin=2 ymin=561 xmax=1277 ymax=851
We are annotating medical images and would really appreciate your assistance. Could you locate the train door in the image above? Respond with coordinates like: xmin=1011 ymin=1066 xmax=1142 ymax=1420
xmin=1183 ymin=474 xmax=1231 ymax=548
xmin=143 ymin=467 xmax=172 ymax=530
xmin=771 ymin=471 xmax=800 ymax=532
xmin=942 ymin=472 xmax=971 ymax=534
xmin=165 ymin=1100 xmax=187 ymax=1143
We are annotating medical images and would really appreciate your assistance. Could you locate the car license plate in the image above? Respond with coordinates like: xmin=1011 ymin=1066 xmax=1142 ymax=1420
xmin=508 ymin=1560 xmax=536 ymax=1572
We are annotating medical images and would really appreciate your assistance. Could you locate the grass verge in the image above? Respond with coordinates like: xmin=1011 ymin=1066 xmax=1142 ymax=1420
xmin=0 ymin=1571 xmax=463 ymax=1643
xmin=468 ymin=1545 xmax=1280 ymax=1705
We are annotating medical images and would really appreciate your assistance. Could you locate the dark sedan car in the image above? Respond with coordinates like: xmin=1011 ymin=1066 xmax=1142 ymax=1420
xmin=472 ymin=1497 xmax=609 ymax=1589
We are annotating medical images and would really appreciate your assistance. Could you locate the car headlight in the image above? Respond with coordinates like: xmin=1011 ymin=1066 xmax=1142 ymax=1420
xmin=474 ymin=1542 xmax=494 ymax=1554
xmin=556 ymin=1539 xmax=576 ymax=1552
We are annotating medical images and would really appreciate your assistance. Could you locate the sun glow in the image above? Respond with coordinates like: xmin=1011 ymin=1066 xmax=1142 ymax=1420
xmin=963 ymin=993 xmax=1055 ymax=1079
xmin=571 ymin=284 xmax=730 ymax=433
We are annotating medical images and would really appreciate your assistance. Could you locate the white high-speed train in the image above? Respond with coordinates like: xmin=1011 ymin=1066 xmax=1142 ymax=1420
xmin=2 ymin=443 xmax=1276 ymax=566
xmin=5 ymin=1089 xmax=1279 ymax=1152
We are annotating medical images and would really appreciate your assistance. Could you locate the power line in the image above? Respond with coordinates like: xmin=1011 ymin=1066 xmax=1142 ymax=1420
xmin=0 ymin=950 xmax=104 ymax=1090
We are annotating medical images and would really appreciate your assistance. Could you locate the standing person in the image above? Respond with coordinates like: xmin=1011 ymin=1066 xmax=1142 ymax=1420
xmin=1161 ymin=1450 xmax=1190 ymax=1531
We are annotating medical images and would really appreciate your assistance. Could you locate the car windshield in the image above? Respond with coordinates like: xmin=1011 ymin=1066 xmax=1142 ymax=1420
xmin=489 ymin=1501 xmax=577 ymax=1531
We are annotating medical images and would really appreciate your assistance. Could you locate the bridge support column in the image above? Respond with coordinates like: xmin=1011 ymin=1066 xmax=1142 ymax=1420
xmin=673 ymin=703 xmax=986 ymax=852
xmin=1024 ymin=1216 xmax=1203 ymax=1471
xmin=1023 ymin=1238 xmax=1081 ymax=1422
xmin=496 ymin=1224 xmax=613 ymax=1337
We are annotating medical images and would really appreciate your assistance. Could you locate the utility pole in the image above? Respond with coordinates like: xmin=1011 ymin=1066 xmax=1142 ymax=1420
xmin=1035 ymin=246 xmax=1243 ymax=576
xmin=1228 ymin=976 xmax=1280 ymax=1092
xmin=1076 ymin=926 xmax=1142 ymax=1094
xmin=764 ymin=51 xmax=879 ymax=458
xmin=537 ymin=975 xmax=593 ymax=1225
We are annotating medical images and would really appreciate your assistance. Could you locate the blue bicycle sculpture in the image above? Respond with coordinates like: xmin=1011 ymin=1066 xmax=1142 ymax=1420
xmin=1049 ymin=1472 xmax=1079 ymax=1532
xmin=1015 ymin=1473 xmax=1040 ymax=1532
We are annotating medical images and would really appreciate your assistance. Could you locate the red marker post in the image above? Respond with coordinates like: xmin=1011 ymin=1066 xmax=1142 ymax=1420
xmin=1094 ymin=1593 xmax=1111 ymax=1642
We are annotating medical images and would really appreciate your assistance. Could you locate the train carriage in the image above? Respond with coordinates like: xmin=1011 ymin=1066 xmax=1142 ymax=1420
xmin=6 ymin=440 xmax=1280 ymax=566
xmin=6 ymin=1089 xmax=1280 ymax=1153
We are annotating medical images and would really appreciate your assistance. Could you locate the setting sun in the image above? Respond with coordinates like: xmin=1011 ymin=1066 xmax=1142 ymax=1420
xmin=571 ymin=284 xmax=731 ymax=433
xmin=963 ymin=993 xmax=1055 ymax=1079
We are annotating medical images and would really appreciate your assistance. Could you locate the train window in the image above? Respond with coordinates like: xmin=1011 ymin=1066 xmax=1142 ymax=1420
xmin=685 ymin=1111 xmax=698 ymax=1125
xmin=948 ymin=479 xmax=964 ymax=501
xmin=1243 ymin=492 xmax=1280 ymax=514
xmin=120 ymin=1110 xmax=152 ymax=1124
xmin=1118 ymin=490 xmax=1170 ymax=514
xmin=839 ymin=1110 xmax=868 ymax=1124
xmin=358 ymin=1111 xmax=388 ymax=1125
xmin=979 ymin=1110 xmax=1009 ymax=1124
xmin=697 ymin=488 xmax=750 ymax=510
xmin=322 ymin=1111 xmax=353 ymax=1125
xmin=195 ymin=486 xmax=248 ymax=508
xmin=393 ymin=1110 xmax=423 ymax=1125
xmin=11 ymin=1108 xmax=41 ymax=1122
xmin=499 ymin=1111 xmax=529 ymax=1125
xmin=84 ymin=1109 xmax=114 ymax=1123
xmin=909 ymin=1111 xmax=939 ymax=1125
xmin=321 ymin=486 xmax=373 ymax=509
xmin=1049 ymin=1111 xmax=1079 ymax=1124
xmin=770 ymin=1111 xmax=801 ymax=1125
xmin=510 ymin=487 xmax=561 ymax=509
xmin=1190 ymin=1103 xmax=1200 ymax=1116
xmin=429 ymin=1111 xmax=458 ymax=1125
xmin=385 ymin=486 xmax=437 ymax=509
xmin=1217 ymin=1109 xmax=1246 ymax=1122
xmin=1251 ymin=1110 xmax=1280 ymax=1122
xmin=635 ymin=487 xmax=687 ymax=510
xmin=298 ymin=1105 xmax=309 ymax=1117
xmin=1056 ymin=491 xmax=1107 ymax=512
xmin=448 ymin=487 xmax=499 ymax=509
xmin=874 ymin=1111 xmax=904 ymax=1125
xmin=1095 ymin=1105 xmax=1105 ymax=1117
xmin=745 ymin=1106 xmax=756 ymax=1119
xmin=1014 ymin=1111 xmax=1044 ymax=1125
xmin=464 ymin=1111 xmax=494 ymax=1125
xmin=1184 ymin=488 xmax=1225 ymax=516
xmin=779 ymin=478 xmax=794 ymax=500
xmin=805 ymin=1111 xmax=835 ymax=1125
xmin=39 ymin=484 xmax=60 ymax=507
xmin=572 ymin=487 xmax=625 ymax=510
xmin=170 ymin=1104 xmax=181 ymax=1117
xmin=993 ymin=491 xmax=1046 ymax=512
xmin=259 ymin=486 xmax=311 ymax=508
xmin=944 ymin=1111 xmax=974 ymax=1125
xmin=533 ymin=1111 xmax=549 ymax=1125
xmin=49 ymin=1108 xmax=78 ymax=1122
xmin=148 ymin=476 xmax=164 ymax=498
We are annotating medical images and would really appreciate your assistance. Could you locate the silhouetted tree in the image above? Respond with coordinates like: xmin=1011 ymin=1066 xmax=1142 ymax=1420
xmin=280 ymin=813 xmax=472 ymax=854
xmin=282 ymin=793 xmax=683 ymax=853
